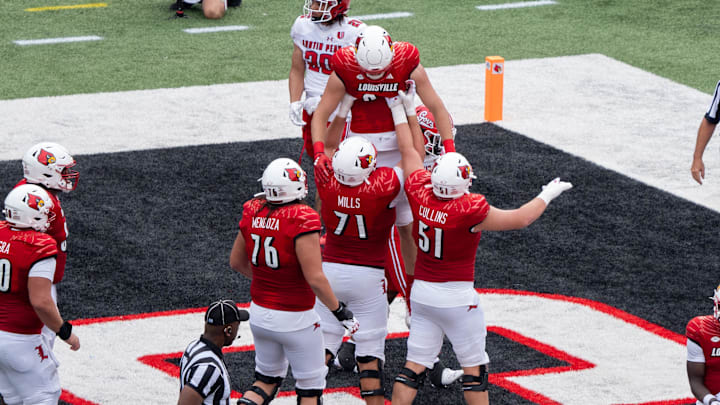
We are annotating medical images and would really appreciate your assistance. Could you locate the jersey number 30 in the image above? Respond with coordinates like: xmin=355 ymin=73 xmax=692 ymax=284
xmin=250 ymin=234 xmax=279 ymax=269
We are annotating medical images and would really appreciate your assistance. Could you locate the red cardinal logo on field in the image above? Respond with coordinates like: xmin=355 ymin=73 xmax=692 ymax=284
xmin=285 ymin=169 xmax=302 ymax=182
xmin=37 ymin=149 xmax=56 ymax=166
xmin=359 ymin=154 xmax=373 ymax=169
xmin=459 ymin=165 xmax=472 ymax=179
xmin=26 ymin=193 xmax=46 ymax=211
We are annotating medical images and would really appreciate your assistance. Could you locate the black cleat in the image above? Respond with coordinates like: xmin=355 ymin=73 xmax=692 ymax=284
xmin=429 ymin=360 xmax=463 ymax=389
xmin=336 ymin=341 xmax=357 ymax=372
xmin=228 ymin=0 xmax=242 ymax=7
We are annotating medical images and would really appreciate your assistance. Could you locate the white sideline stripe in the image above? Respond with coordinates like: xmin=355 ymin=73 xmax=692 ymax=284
xmin=476 ymin=0 xmax=557 ymax=11
xmin=183 ymin=25 xmax=249 ymax=34
xmin=2 ymin=55 xmax=720 ymax=214
xmin=350 ymin=11 xmax=413 ymax=21
xmin=13 ymin=35 xmax=103 ymax=46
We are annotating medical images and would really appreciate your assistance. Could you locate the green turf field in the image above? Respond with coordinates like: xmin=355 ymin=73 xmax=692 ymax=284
xmin=1 ymin=0 xmax=718 ymax=100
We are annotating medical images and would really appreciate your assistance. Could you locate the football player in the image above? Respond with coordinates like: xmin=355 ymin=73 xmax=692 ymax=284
xmin=313 ymin=135 xmax=402 ymax=404
xmin=0 ymin=184 xmax=81 ymax=405
xmin=229 ymin=158 xmax=359 ymax=405
xmin=15 ymin=142 xmax=79 ymax=349
xmin=686 ymin=284 xmax=720 ymax=405
xmin=289 ymin=0 xmax=365 ymax=162
xmin=385 ymin=92 xmax=572 ymax=405
xmin=311 ymin=25 xmax=455 ymax=308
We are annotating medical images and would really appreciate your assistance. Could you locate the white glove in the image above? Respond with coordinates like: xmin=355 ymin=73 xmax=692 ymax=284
xmin=400 ymin=80 xmax=416 ymax=116
xmin=336 ymin=93 xmax=356 ymax=119
xmin=341 ymin=317 xmax=360 ymax=335
xmin=289 ymin=100 xmax=305 ymax=126
xmin=537 ymin=177 xmax=573 ymax=204
xmin=303 ymin=96 xmax=321 ymax=115
xmin=703 ymin=394 xmax=720 ymax=405
xmin=385 ymin=94 xmax=407 ymax=125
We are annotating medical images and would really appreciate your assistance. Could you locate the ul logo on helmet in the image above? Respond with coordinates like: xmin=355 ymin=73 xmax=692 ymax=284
xmin=285 ymin=169 xmax=302 ymax=182
xmin=359 ymin=154 xmax=373 ymax=169
xmin=459 ymin=165 xmax=472 ymax=179
xmin=25 ymin=193 xmax=46 ymax=211
xmin=37 ymin=149 xmax=56 ymax=166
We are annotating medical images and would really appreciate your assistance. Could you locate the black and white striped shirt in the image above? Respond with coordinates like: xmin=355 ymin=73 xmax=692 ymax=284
xmin=179 ymin=336 xmax=232 ymax=405
xmin=705 ymin=80 xmax=720 ymax=124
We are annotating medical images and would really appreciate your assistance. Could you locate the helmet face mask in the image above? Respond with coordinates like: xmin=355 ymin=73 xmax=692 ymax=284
xmin=260 ymin=158 xmax=308 ymax=204
xmin=3 ymin=184 xmax=55 ymax=232
xmin=22 ymin=142 xmax=79 ymax=192
xmin=303 ymin=0 xmax=349 ymax=23
xmin=332 ymin=136 xmax=377 ymax=186
xmin=430 ymin=152 xmax=476 ymax=200
xmin=354 ymin=25 xmax=393 ymax=79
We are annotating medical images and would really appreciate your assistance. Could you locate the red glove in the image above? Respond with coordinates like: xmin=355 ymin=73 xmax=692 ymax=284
xmin=443 ymin=139 xmax=456 ymax=153
xmin=313 ymin=141 xmax=332 ymax=184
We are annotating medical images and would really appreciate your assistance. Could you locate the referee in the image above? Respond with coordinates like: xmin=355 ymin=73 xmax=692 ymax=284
xmin=178 ymin=299 xmax=249 ymax=405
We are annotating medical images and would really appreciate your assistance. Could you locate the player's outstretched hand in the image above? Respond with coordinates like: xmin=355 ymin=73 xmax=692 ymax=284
xmin=537 ymin=177 xmax=573 ymax=204
xmin=314 ymin=153 xmax=333 ymax=184
xmin=289 ymin=101 xmax=306 ymax=126
xmin=332 ymin=301 xmax=359 ymax=334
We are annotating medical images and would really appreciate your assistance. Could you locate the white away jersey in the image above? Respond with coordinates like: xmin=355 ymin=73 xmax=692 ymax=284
xmin=290 ymin=15 xmax=365 ymax=98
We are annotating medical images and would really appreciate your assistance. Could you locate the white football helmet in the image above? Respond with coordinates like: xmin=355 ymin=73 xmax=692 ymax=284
xmin=430 ymin=152 xmax=476 ymax=200
xmin=355 ymin=25 xmax=393 ymax=79
xmin=303 ymin=0 xmax=350 ymax=23
xmin=332 ymin=136 xmax=377 ymax=186
xmin=22 ymin=142 xmax=79 ymax=192
xmin=712 ymin=284 xmax=720 ymax=321
xmin=260 ymin=158 xmax=308 ymax=204
xmin=3 ymin=184 xmax=55 ymax=232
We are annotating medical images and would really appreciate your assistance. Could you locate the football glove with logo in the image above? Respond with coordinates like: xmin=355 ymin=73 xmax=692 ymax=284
xmin=313 ymin=142 xmax=333 ymax=184
xmin=332 ymin=301 xmax=359 ymax=334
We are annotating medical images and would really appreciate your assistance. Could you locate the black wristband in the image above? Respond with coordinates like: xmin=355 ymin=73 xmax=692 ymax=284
xmin=57 ymin=321 xmax=72 ymax=341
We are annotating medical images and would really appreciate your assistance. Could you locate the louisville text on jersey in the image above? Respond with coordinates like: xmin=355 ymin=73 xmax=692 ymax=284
xmin=357 ymin=83 xmax=399 ymax=92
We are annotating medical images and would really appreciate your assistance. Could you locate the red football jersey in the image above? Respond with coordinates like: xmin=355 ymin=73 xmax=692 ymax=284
xmin=239 ymin=199 xmax=322 ymax=312
xmin=0 ymin=221 xmax=58 ymax=334
xmin=15 ymin=179 xmax=67 ymax=284
xmin=317 ymin=167 xmax=401 ymax=268
xmin=687 ymin=315 xmax=720 ymax=393
xmin=331 ymin=42 xmax=420 ymax=134
xmin=404 ymin=170 xmax=489 ymax=282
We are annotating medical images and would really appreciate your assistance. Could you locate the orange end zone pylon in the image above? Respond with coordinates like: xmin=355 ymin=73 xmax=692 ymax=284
xmin=484 ymin=56 xmax=504 ymax=122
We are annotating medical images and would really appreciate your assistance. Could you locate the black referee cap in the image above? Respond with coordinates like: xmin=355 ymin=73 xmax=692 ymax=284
xmin=205 ymin=299 xmax=249 ymax=325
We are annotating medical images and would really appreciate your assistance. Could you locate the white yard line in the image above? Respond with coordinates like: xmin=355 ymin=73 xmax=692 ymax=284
xmin=183 ymin=25 xmax=249 ymax=34
xmin=1 ymin=55 xmax=717 ymax=212
xmin=13 ymin=35 xmax=103 ymax=46
xmin=350 ymin=11 xmax=413 ymax=21
xmin=476 ymin=0 xmax=557 ymax=11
